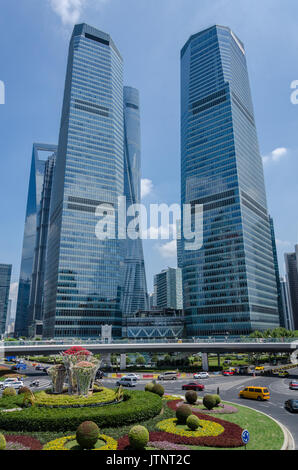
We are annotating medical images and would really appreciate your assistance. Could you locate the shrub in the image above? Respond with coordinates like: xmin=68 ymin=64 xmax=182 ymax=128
xmin=145 ymin=382 xmax=155 ymax=392
xmin=0 ymin=390 xmax=162 ymax=432
xmin=176 ymin=404 xmax=192 ymax=424
xmin=2 ymin=387 xmax=16 ymax=397
xmin=128 ymin=425 xmax=149 ymax=450
xmin=186 ymin=414 xmax=200 ymax=431
xmin=18 ymin=387 xmax=31 ymax=395
xmin=0 ymin=433 xmax=6 ymax=450
xmin=76 ymin=421 xmax=99 ymax=449
xmin=203 ymin=394 xmax=217 ymax=410
xmin=151 ymin=383 xmax=164 ymax=397
xmin=185 ymin=390 xmax=198 ymax=405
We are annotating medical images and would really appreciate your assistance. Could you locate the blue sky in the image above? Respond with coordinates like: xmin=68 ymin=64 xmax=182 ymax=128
xmin=0 ymin=0 xmax=298 ymax=315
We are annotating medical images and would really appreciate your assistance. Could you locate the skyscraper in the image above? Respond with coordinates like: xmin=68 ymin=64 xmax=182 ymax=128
xmin=0 ymin=264 xmax=12 ymax=337
xmin=280 ymin=277 xmax=294 ymax=330
xmin=122 ymin=86 xmax=148 ymax=317
xmin=43 ymin=24 xmax=126 ymax=338
xmin=180 ymin=25 xmax=279 ymax=337
xmin=27 ymin=152 xmax=56 ymax=336
xmin=14 ymin=144 xmax=57 ymax=337
xmin=154 ymin=267 xmax=183 ymax=310
xmin=285 ymin=247 xmax=298 ymax=330
xmin=269 ymin=216 xmax=284 ymax=327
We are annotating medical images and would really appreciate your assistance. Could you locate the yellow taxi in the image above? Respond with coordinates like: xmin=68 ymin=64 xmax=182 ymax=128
xmin=239 ymin=386 xmax=270 ymax=401
xmin=255 ymin=366 xmax=264 ymax=371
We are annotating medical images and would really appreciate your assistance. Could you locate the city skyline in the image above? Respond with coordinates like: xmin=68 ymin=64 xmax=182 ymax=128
xmin=0 ymin=1 xmax=297 ymax=324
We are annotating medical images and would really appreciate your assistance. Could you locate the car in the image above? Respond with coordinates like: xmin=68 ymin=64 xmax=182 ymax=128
xmin=0 ymin=378 xmax=18 ymax=390
xmin=125 ymin=373 xmax=140 ymax=380
xmin=116 ymin=377 xmax=136 ymax=387
xmin=95 ymin=370 xmax=104 ymax=379
xmin=2 ymin=380 xmax=24 ymax=390
xmin=279 ymin=370 xmax=289 ymax=377
xmin=193 ymin=372 xmax=209 ymax=379
xmin=35 ymin=365 xmax=44 ymax=371
xmin=158 ymin=371 xmax=178 ymax=381
xmin=239 ymin=386 xmax=270 ymax=401
xmin=255 ymin=366 xmax=265 ymax=371
xmin=289 ymin=381 xmax=298 ymax=390
xmin=222 ymin=370 xmax=234 ymax=376
xmin=182 ymin=382 xmax=205 ymax=391
xmin=285 ymin=399 xmax=298 ymax=413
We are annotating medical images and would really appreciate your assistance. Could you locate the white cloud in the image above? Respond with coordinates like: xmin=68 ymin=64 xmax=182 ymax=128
xmin=156 ymin=240 xmax=177 ymax=259
xmin=142 ymin=223 xmax=177 ymax=240
xmin=49 ymin=0 xmax=87 ymax=25
xmin=262 ymin=147 xmax=288 ymax=165
xmin=141 ymin=178 xmax=154 ymax=199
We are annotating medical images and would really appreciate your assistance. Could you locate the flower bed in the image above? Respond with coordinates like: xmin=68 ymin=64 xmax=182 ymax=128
xmin=34 ymin=388 xmax=117 ymax=408
xmin=4 ymin=435 xmax=43 ymax=450
xmin=43 ymin=434 xmax=117 ymax=451
xmin=192 ymin=403 xmax=239 ymax=414
xmin=156 ymin=418 xmax=224 ymax=437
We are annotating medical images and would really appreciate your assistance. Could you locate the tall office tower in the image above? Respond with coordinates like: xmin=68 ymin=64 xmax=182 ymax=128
xmin=14 ymin=144 xmax=57 ymax=337
xmin=121 ymin=86 xmax=148 ymax=317
xmin=285 ymin=247 xmax=298 ymax=330
xmin=27 ymin=153 xmax=56 ymax=337
xmin=43 ymin=24 xmax=125 ymax=339
xmin=5 ymin=299 xmax=12 ymax=335
xmin=280 ymin=277 xmax=294 ymax=330
xmin=0 ymin=264 xmax=12 ymax=336
xmin=154 ymin=267 xmax=183 ymax=310
xmin=180 ymin=26 xmax=279 ymax=337
xmin=269 ymin=217 xmax=283 ymax=327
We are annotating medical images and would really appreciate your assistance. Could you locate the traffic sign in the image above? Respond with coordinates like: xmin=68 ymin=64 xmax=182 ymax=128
xmin=241 ymin=429 xmax=250 ymax=445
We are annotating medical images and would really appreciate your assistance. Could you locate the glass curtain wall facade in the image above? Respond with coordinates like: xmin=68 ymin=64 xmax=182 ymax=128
xmin=269 ymin=216 xmax=284 ymax=327
xmin=121 ymin=86 xmax=148 ymax=318
xmin=14 ymin=144 xmax=57 ymax=337
xmin=43 ymin=24 xmax=124 ymax=339
xmin=27 ymin=152 xmax=56 ymax=336
xmin=180 ymin=25 xmax=279 ymax=337
xmin=0 ymin=264 xmax=12 ymax=336
xmin=285 ymin=248 xmax=298 ymax=330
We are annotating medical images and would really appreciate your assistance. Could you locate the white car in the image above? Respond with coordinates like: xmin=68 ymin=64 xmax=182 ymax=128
xmin=3 ymin=380 xmax=24 ymax=390
xmin=116 ymin=377 xmax=136 ymax=387
xmin=125 ymin=373 xmax=140 ymax=380
xmin=193 ymin=372 xmax=209 ymax=379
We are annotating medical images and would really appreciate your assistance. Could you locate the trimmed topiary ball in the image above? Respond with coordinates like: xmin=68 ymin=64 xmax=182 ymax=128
xmin=76 ymin=421 xmax=100 ymax=449
xmin=2 ymin=387 xmax=17 ymax=397
xmin=151 ymin=383 xmax=164 ymax=397
xmin=203 ymin=394 xmax=217 ymax=410
xmin=18 ymin=386 xmax=31 ymax=395
xmin=176 ymin=404 xmax=192 ymax=424
xmin=0 ymin=433 xmax=6 ymax=450
xmin=186 ymin=414 xmax=201 ymax=431
xmin=212 ymin=394 xmax=221 ymax=406
xmin=128 ymin=425 xmax=149 ymax=450
xmin=185 ymin=390 xmax=198 ymax=404
xmin=145 ymin=382 xmax=155 ymax=392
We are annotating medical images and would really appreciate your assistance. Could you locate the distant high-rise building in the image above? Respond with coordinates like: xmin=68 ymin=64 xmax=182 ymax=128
xmin=269 ymin=216 xmax=283 ymax=327
xmin=0 ymin=264 xmax=12 ymax=336
xmin=121 ymin=86 xmax=148 ymax=317
xmin=27 ymin=153 xmax=56 ymax=336
xmin=180 ymin=26 xmax=279 ymax=337
xmin=154 ymin=267 xmax=183 ymax=310
xmin=43 ymin=24 xmax=126 ymax=338
xmin=14 ymin=144 xmax=57 ymax=337
xmin=280 ymin=277 xmax=294 ymax=330
xmin=285 ymin=247 xmax=298 ymax=330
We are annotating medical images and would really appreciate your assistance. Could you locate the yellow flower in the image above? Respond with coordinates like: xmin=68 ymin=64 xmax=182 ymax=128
xmin=156 ymin=418 xmax=224 ymax=437
xmin=43 ymin=434 xmax=117 ymax=450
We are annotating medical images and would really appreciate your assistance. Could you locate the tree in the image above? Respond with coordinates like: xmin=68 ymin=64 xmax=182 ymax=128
xmin=136 ymin=355 xmax=146 ymax=365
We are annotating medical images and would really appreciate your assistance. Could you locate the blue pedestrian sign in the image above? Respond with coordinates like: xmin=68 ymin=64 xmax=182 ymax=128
xmin=241 ymin=429 xmax=250 ymax=445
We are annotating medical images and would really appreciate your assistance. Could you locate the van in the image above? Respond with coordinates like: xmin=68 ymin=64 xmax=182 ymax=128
xmin=239 ymin=386 xmax=270 ymax=401
xmin=158 ymin=371 xmax=178 ymax=381
xmin=116 ymin=376 xmax=136 ymax=388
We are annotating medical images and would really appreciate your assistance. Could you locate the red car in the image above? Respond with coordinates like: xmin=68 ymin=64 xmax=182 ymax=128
xmin=289 ymin=381 xmax=298 ymax=390
xmin=222 ymin=370 xmax=234 ymax=376
xmin=182 ymin=382 xmax=205 ymax=391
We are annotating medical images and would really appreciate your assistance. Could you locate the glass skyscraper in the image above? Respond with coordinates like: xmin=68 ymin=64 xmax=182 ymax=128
xmin=180 ymin=25 xmax=279 ymax=337
xmin=0 ymin=264 xmax=12 ymax=336
xmin=15 ymin=144 xmax=57 ymax=337
xmin=43 ymin=24 xmax=126 ymax=338
xmin=122 ymin=86 xmax=148 ymax=318
xmin=284 ymin=247 xmax=298 ymax=330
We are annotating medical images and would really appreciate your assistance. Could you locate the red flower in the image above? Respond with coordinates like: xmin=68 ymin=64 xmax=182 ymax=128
xmin=63 ymin=346 xmax=91 ymax=356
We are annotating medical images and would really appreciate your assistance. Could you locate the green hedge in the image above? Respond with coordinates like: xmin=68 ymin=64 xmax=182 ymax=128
xmin=0 ymin=390 xmax=162 ymax=432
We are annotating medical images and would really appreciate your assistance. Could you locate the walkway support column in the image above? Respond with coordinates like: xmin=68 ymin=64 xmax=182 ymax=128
xmin=217 ymin=353 xmax=221 ymax=368
xmin=202 ymin=352 xmax=209 ymax=371
xmin=120 ymin=354 xmax=126 ymax=371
